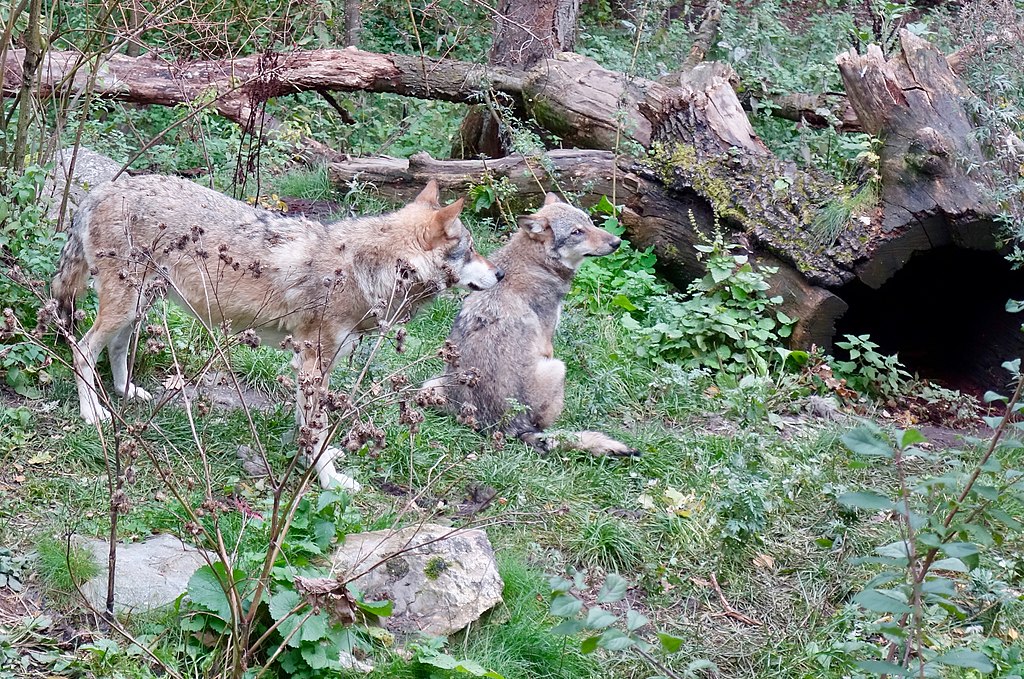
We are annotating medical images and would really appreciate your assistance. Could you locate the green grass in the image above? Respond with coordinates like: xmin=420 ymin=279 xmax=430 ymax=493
xmin=35 ymin=536 xmax=100 ymax=593
xmin=3 ymin=209 xmax=1021 ymax=679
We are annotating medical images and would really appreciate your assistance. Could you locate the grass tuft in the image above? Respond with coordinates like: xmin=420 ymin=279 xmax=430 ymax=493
xmin=36 ymin=536 xmax=100 ymax=593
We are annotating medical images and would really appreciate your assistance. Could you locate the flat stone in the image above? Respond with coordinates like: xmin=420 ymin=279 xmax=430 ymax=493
xmin=76 ymin=534 xmax=210 ymax=614
xmin=331 ymin=524 xmax=503 ymax=637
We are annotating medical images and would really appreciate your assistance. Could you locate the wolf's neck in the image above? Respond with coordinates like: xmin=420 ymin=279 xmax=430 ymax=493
xmin=497 ymin=234 xmax=575 ymax=291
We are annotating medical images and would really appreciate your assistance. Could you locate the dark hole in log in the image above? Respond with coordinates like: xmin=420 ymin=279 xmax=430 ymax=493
xmin=834 ymin=246 xmax=1024 ymax=393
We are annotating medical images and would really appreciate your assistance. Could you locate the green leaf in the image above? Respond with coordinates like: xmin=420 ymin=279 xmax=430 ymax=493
xmin=550 ymin=619 xmax=585 ymax=636
xmin=842 ymin=427 xmax=894 ymax=458
xmin=584 ymin=607 xmax=617 ymax=630
xmin=853 ymin=588 xmax=912 ymax=614
xmin=929 ymin=558 xmax=969 ymax=573
xmin=837 ymin=491 xmax=895 ymax=511
xmin=548 ymin=576 xmax=572 ymax=593
xmin=580 ymin=636 xmax=600 ymax=654
xmin=188 ymin=564 xmax=241 ymax=621
xmin=597 ymin=628 xmax=634 ymax=651
xmin=658 ymin=632 xmax=684 ymax=653
xmin=625 ymin=610 xmax=649 ymax=632
xmin=933 ymin=649 xmax=994 ymax=673
xmin=301 ymin=642 xmax=330 ymax=670
xmin=611 ymin=294 xmax=639 ymax=312
xmin=353 ymin=597 xmax=393 ymax=617
xmin=550 ymin=594 xmax=584 ymax=618
xmin=301 ymin=612 xmax=329 ymax=643
xmin=921 ymin=577 xmax=956 ymax=597
xmin=592 ymin=195 xmax=618 ymax=217
xmin=268 ymin=589 xmax=303 ymax=622
xmin=897 ymin=429 xmax=926 ymax=448
xmin=939 ymin=542 xmax=978 ymax=559
xmin=596 ymin=574 xmax=628 ymax=603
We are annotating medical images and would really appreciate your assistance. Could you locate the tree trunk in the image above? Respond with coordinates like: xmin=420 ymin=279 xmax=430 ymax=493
xmin=453 ymin=0 xmax=581 ymax=159
xmin=11 ymin=0 xmax=42 ymax=172
xmin=343 ymin=0 xmax=361 ymax=47
xmin=836 ymin=30 xmax=999 ymax=288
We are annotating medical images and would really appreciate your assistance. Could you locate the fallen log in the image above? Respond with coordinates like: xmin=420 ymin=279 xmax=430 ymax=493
xmin=327 ymin=149 xmax=849 ymax=349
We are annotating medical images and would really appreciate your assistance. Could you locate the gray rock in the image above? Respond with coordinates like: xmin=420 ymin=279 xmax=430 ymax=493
xmin=43 ymin=147 xmax=123 ymax=223
xmin=331 ymin=524 xmax=503 ymax=637
xmin=76 ymin=534 xmax=210 ymax=614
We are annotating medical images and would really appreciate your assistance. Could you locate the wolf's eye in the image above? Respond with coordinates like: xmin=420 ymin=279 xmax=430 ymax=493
xmin=571 ymin=228 xmax=584 ymax=236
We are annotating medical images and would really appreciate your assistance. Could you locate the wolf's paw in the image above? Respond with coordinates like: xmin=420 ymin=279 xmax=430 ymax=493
xmin=520 ymin=432 xmax=557 ymax=455
xmin=82 ymin=404 xmax=112 ymax=425
xmin=316 ymin=448 xmax=363 ymax=492
xmin=125 ymin=384 xmax=154 ymax=402
xmin=318 ymin=467 xmax=363 ymax=493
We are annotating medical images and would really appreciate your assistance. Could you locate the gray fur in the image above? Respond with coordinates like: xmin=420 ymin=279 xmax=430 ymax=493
xmin=429 ymin=194 xmax=637 ymax=456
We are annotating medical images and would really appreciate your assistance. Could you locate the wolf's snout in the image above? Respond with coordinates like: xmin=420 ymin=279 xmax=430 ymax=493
xmin=495 ymin=268 xmax=505 ymax=282
xmin=609 ymin=237 xmax=622 ymax=251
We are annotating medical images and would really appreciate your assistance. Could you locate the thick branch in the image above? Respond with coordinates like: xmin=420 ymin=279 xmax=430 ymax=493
xmin=0 ymin=47 xmax=713 ymax=152
xmin=1 ymin=48 xmax=524 ymax=127
xmin=682 ymin=0 xmax=722 ymax=70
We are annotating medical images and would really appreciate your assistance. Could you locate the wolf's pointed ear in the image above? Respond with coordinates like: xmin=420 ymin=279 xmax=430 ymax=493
xmin=517 ymin=214 xmax=548 ymax=239
xmin=436 ymin=197 xmax=465 ymax=238
xmin=543 ymin=192 xmax=562 ymax=206
xmin=415 ymin=180 xmax=440 ymax=205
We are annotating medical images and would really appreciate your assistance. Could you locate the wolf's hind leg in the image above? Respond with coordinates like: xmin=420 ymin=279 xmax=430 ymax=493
xmin=530 ymin=358 xmax=566 ymax=430
xmin=73 ymin=307 xmax=134 ymax=424
xmin=108 ymin=324 xmax=153 ymax=402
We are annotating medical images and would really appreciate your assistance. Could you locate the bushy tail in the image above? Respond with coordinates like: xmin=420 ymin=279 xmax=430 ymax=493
xmin=521 ymin=430 xmax=639 ymax=457
xmin=50 ymin=212 xmax=89 ymax=335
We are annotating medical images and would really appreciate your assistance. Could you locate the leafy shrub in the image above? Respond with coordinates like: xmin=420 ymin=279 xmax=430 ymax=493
xmin=837 ymin=366 xmax=1024 ymax=676
xmin=622 ymin=235 xmax=793 ymax=375
xmin=181 ymin=491 xmax=385 ymax=678
xmin=572 ymin=197 xmax=666 ymax=313
xmin=831 ymin=334 xmax=911 ymax=398
xmin=714 ymin=468 xmax=773 ymax=546
xmin=1 ymin=165 xmax=64 ymax=395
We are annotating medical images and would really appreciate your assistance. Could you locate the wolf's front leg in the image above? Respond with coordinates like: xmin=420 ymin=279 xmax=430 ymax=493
xmin=293 ymin=346 xmax=362 ymax=492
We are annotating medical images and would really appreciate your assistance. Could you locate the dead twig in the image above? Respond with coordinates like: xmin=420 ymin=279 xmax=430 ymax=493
xmin=706 ymin=573 xmax=763 ymax=627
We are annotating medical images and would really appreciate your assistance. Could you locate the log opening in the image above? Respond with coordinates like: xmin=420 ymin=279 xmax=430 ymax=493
xmin=834 ymin=246 xmax=1024 ymax=391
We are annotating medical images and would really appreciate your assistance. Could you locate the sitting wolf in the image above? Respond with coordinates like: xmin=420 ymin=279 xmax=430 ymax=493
xmin=425 ymin=193 xmax=637 ymax=456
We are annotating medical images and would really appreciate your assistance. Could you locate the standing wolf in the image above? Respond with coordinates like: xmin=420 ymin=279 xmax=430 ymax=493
xmin=425 ymin=193 xmax=637 ymax=456
xmin=51 ymin=175 xmax=502 ymax=488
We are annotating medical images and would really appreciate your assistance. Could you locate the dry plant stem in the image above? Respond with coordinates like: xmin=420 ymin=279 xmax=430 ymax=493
xmin=0 ymin=0 xmax=30 ymax=161
xmin=161 ymin=315 xmax=248 ymax=656
xmin=709 ymin=573 xmax=762 ymax=626
xmin=64 ymin=530 xmax=186 ymax=679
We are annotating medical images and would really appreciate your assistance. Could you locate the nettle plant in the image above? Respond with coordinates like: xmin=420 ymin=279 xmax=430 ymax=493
xmin=837 ymin=361 xmax=1024 ymax=676
xmin=832 ymin=333 xmax=911 ymax=399
xmin=622 ymin=234 xmax=794 ymax=375
xmin=572 ymin=196 xmax=667 ymax=314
